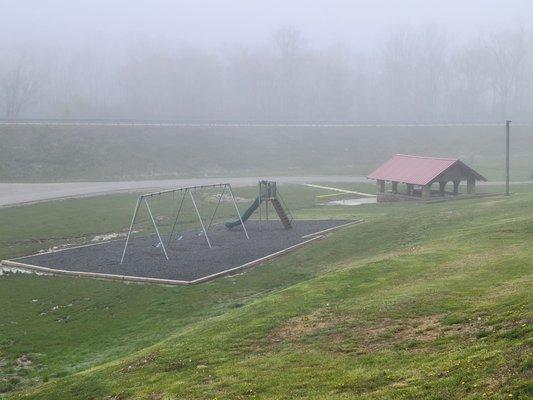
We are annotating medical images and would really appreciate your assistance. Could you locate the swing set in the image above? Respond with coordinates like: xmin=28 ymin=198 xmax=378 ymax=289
xmin=120 ymin=183 xmax=249 ymax=264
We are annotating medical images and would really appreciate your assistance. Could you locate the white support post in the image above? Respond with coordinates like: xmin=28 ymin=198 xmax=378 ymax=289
xmin=120 ymin=196 xmax=142 ymax=264
xmin=189 ymin=191 xmax=212 ymax=248
xmin=228 ymin=184 xmax=250 ymax=239
xmin=265 ymin=183 xmax=269 ymax=221
xmin=166 ymin=189 xmax=188 ymax=248
xmin=206 ymin=184 xmax=226 ymax=232
xmin=145 ymin=197 xmax=169 ymax=260
xmin=258 ymin=182 xmax=262 ymax=228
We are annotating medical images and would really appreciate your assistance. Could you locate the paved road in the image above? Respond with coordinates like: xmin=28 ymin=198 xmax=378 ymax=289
xmin=1 ymin=176 xmax=530 ymax=208
xmin=0 ymin=176 xmax=371 ymax=207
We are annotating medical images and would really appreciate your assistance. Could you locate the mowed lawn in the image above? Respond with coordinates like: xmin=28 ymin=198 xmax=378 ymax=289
xmin=0 ymin=184 xmax=532 ymax=399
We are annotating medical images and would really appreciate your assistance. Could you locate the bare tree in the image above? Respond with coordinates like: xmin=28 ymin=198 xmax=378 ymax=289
xmin=1 ymin=56 xmax=42 ymax=119
xmin=485 ymin=28 xmax=528 ymax=118
xmin=1 ymin=26 xmax=532 ymax=122
xmin=273 ymin=26 xmax=306 ymax=119
xmin=449 ymin=41 xmax=492 ymax=120
xmin=381 ymin=26 xmax=449 ymax=121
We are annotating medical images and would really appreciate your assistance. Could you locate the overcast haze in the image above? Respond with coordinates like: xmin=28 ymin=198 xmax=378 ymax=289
xmin=1 ymin=1 xmax=533 ymax=121
xmin=3 ymin=0 xmax=532 ymax=48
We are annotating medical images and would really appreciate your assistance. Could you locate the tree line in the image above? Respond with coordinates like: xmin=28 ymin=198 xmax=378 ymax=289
xmin=1 ymin=26 xmax=532 ymax=122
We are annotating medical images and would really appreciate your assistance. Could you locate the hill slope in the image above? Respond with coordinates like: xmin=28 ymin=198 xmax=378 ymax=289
xmin=2 ymin=187 xmax=532 ymax=399
xmin=1 ymin=124 xmax=532 ymax=182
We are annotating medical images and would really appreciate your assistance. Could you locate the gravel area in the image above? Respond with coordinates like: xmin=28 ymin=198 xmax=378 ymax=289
xmin=15 ymin=220 xmax=351 ymax=281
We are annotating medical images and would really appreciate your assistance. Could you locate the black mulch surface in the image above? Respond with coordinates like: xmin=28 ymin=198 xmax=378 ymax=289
xmin=16 ymin=220 xmax=352 ymax=281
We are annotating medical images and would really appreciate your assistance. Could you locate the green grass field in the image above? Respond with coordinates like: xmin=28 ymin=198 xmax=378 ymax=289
xmin=1 ymin=125 xmax=532 ymax=182
xmin=0 ymin=183 xmax=532 ymax=399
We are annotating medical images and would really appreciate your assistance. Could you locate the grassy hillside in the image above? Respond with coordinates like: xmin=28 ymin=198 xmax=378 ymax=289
xmin=1 ymin=184 xmax=532 ymax=398
xmin=1 ymin=124 xmax=532 ymax=182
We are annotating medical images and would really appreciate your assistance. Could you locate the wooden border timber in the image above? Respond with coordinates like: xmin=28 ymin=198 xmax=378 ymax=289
xmin=188 ymin=236 xmax=323 ymax=284
xmin=301 ymin=219 xmax=364 ymax=239
xmin=0 ymin=260 xmax=191 ymax=285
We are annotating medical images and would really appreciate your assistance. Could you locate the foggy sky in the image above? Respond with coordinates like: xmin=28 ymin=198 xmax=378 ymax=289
xmin=3 ymin=0 xmax=532 ymax=50
xmin=2 ymin=1 xmax=533 ymax=121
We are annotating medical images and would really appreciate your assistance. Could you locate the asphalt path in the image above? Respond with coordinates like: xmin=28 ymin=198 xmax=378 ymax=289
xmin=0 ymin=176 xmax=369 ymax=207
xmin=0 ymin=176 xmax=530 ymax=207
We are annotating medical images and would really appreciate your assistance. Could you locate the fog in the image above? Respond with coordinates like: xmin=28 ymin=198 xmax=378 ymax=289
xmin=1 ymin=0 xmax=533 ymax=121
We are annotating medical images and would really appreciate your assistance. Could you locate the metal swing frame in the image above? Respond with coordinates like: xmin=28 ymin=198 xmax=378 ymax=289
xmin=120 ymin=183 xmax=249 ymax=264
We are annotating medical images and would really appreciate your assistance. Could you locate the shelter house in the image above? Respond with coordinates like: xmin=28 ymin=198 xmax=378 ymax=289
xmin=367 ymin=154 xmax=487 ymax=201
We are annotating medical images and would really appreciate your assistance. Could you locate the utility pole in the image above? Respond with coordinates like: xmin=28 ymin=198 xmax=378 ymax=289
xmin=506 ymin=120 xmax=511 ymax=196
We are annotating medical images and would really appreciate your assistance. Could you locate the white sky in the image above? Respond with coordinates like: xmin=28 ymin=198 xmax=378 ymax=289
xmin=2 ymin=0 xmax=532 ymax=50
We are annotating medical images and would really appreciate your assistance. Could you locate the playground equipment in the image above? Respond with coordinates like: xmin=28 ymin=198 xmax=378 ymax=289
xmin=120 ymin=183 xmax=249 ymax=264
xmin=225 ymin=180 xmax=293 ymax=230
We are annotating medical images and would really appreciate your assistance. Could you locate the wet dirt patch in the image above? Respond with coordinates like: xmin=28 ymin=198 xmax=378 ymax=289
xmin=104 ymin=394 xmax=130 ymax=400
xmin=268 ymin=308 xmax=338 ymax=342
xmin=146 ymin=392 xmax=165 ymax=400
xmin=357 ymin=314 xmax=490 ymax=353
xmin=0 ymin=354 xmax=37 ymax=394
xmin=119 ymin=352 xmax=158 ymax=373
xmin=266 ymin=310 xmax=489 ymax=353
xmin=485 ymin=364 xmax=515 ymax=393
xmin=161 ymin=359 xmax=186 ymax=372
xmin=14 ymin=355 xmax=32 ymax=370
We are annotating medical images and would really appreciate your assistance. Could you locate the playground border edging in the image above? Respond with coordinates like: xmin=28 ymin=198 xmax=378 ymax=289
xmin=1 ymin=219 xmax=364 ymax=286
xmin=0 ymin=236 xmax=324 ymax=286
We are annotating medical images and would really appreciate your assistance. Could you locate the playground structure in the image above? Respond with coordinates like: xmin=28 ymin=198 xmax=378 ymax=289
xmin=120 ymin=180 xmax=293 ymax=264
xmin=120 ymin=183 xmax=249 ymax=264
xmin=5 ymin=219 xmax=359 ymax=284
xmin=3 ymin=180 xmax=362 ymax=284
xmin=225 ymin=180 xmax=293 ymax=230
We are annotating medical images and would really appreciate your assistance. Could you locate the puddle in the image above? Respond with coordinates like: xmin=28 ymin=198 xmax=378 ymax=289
xmin=91 ymin=233 xmax=124 ymax=242
xmin=322 ymin=197 xmax=377 ymax=206
xmin=0 ymin=266 xmax=37 ymax=275
xmin=91 ymin=231 xmax=139 ymax=243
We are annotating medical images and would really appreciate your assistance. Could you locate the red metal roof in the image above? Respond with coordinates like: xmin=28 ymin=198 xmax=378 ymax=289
xmin=367 ymin=154 xmax=485 ymax=186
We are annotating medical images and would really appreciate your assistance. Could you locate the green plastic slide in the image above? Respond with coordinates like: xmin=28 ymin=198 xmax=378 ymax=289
xmin=225 ymin=197 xmax=261 ymax=229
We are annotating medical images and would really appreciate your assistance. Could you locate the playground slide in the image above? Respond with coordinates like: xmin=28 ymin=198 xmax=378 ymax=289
xmin=225 ymin=197 xmax=261 ymax=229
